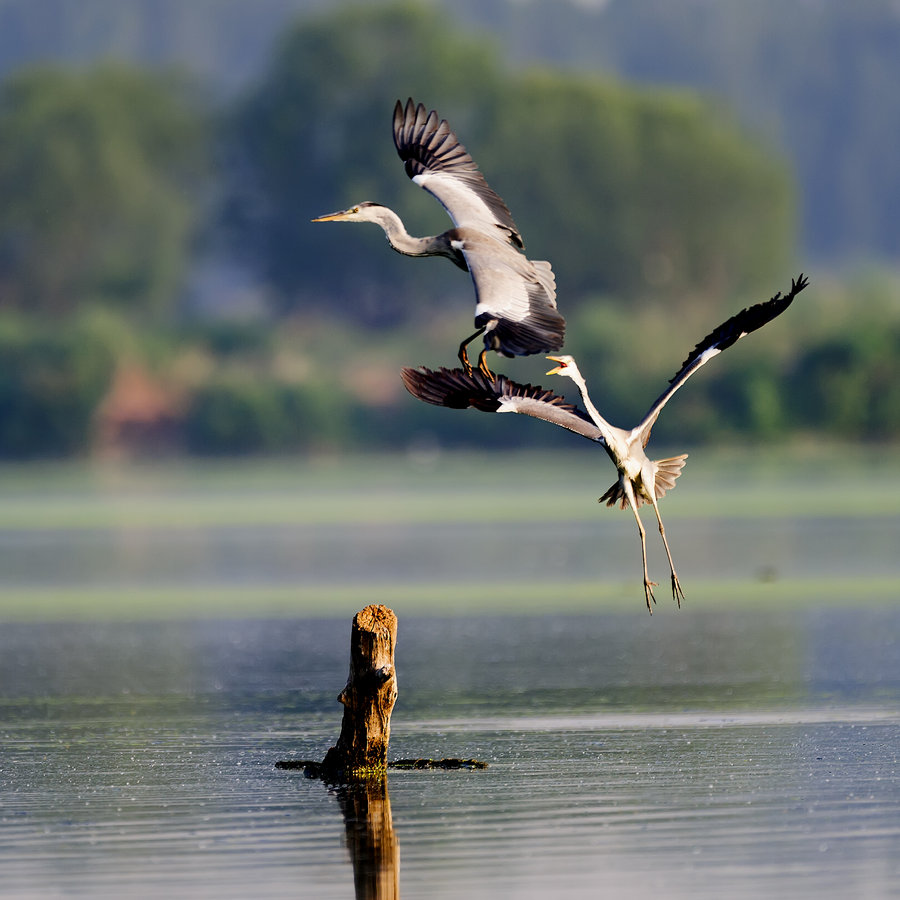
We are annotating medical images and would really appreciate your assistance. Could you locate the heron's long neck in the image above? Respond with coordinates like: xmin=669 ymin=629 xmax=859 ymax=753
xmin=569 ymin=371 xmax=618 ymax=447
xmin=371 ymin=207 xmax=448 ymax=258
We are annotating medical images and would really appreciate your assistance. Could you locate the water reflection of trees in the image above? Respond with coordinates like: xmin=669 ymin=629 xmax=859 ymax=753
xmin=334 ymin=775 xmax=400 ymax=900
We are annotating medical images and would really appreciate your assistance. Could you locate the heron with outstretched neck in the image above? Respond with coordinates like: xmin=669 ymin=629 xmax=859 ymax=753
xmin=402 ymin=275 xmax=808 ymax=612
xmin=312 ymin=99 xmax=565 ymax=378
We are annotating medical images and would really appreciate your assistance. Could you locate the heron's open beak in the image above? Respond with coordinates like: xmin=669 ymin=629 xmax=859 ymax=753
xmin=545 ymin=356 xmax=565 ymax=376
xmin=311 ymin=209 xmax=353 ymax=223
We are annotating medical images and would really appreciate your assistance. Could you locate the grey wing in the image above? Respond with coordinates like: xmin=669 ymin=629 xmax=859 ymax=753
xmin=634 ymin=273 xmax=809 ymax=444
xmin=462 ymin=236 xmax=565 ymax=356
xmin=393 ymin=98 xmax=524 ymax=248
xmin=400 ymin=365 xmax=604 ymax=442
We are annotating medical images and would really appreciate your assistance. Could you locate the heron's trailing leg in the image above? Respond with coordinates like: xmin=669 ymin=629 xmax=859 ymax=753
xmin=623 ymin=481 xmax=656 ymax=613
xmin=477 ymin=349 xmax=495 ymax=380
xmin=457 ymin=326 xmax=486 ymax=376
xmin=649 ymin=497 xmax=684 ymax=607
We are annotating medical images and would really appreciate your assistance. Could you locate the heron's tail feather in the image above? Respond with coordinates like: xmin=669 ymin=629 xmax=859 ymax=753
xmin=599 ymin=481 xmax=627 ymax=509
xmin=599 ymin=455 xmax=688 ymax=510
xmin=653 ymin=454 xmax=688 ymax=500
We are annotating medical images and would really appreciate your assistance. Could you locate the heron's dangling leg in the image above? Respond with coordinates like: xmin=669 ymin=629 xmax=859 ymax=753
xmin=623 ymin=480 xmax=656 ymax=613
xmin=649 ymin=496 xmax=684 ymax=607
xmin=477 ymin=348 xmax=495 ymax=380
xmin=457 ymin=327 xmax=486 ymax=376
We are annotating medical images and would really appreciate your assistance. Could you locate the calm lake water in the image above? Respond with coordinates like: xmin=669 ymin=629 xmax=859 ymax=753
xmin=0 ymin=453 xmax=899 ymax=898
xmin=2 ymin=612 xmax=899 ymax=899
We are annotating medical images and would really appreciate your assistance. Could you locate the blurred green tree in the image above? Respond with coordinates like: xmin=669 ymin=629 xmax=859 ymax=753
xmin=789 ymin=326 xmax=900 ymax=440
xmin=226 ymin=1 xmax=794 ymax=323
xmin=478 ymin=71 xmax=794 ymax=305
xmin=227 ymin=1 xmax=501 ymax=324
xmin=0 ymin=314 xmax=116 ymax=457
xmin=185 ymin=375 xmax=351 ymax=455
xmin=0 ymin=64 xmax=209 ymax=318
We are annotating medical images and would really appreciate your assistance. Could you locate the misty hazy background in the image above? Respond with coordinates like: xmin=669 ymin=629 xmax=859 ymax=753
xmin=3 ymin=12 xmax=899 ymax=896
xmin=1 ymin=0 xmax=899 ymax=459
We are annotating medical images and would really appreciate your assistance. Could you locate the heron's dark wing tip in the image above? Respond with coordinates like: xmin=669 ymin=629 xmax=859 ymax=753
xmin=400 ymin=365 xmax=602 ymax=442
xmin=400 ymin=365 xmax=499 ymax=411
xmin=793 ymin=272 xmax=809 ymax=294
xmin=671 ymin=272 xmax=809 ymax=380
xmin=391 ymin=99 xmax=524 ymax=246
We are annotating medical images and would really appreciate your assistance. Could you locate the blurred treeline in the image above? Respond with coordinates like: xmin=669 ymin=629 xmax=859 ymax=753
xmin=0 ymin=1 xmax=898 ymax=459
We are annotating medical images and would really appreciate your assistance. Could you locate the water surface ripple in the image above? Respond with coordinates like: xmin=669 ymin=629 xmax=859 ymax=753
xmin=1 ymin=611 xmax=898 ymax=899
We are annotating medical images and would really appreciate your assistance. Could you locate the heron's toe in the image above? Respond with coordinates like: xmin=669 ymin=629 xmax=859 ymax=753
xmin=670 ymin=573 xmax=685 ymax=607
xmin=643 ymin=579 xmax=658 ymax=613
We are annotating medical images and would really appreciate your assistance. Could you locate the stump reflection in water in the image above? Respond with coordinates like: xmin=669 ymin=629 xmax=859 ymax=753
xmin=336 ymin=775 xmax=400 ymax=900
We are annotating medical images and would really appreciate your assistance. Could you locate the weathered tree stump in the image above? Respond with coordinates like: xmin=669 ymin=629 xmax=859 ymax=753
xmin=316 ymin=604 xmax=398 ymax=779
xmin=276 ymin=603 xmax=486 ymax=779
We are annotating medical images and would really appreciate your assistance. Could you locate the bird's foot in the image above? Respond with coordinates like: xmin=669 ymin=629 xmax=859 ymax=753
xmin=457 ymin=342 xmax=474 ymax=375
xmin=670 ymin=572 xmax=685 ymax=608
xmin=643 ymin=579 xmax=658 ymax=614
xmin=457 ymin=327 xmax=486 ymax=376
xmin=477 ymin=356 xmax=495 ymax=381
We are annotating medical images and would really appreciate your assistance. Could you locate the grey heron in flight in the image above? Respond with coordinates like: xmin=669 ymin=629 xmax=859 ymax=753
xmin=312 ymin=98 xmax=565 ymax=378
xmin=402 ymin=274 xmax=808 ymax=612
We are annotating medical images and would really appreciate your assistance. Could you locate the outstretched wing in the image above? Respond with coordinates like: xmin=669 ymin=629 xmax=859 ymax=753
xmin=400 ymin=365 xmax=603 ymax=442
xmin=635 ymin=274 xmax=809 ymax=443
xmin=393 ymin=98 xmax=524 ymax=248
xmin=462 ymin=239 xmax=565 ymax=356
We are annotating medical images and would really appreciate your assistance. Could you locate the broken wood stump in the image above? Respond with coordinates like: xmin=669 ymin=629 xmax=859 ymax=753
xmin=276 ymin=603 xmax=487 ymax=780
xmin=277 ymin=604 xmax=398 ymax=780
xmin=321 ymin=604 xmax=398 ymax=778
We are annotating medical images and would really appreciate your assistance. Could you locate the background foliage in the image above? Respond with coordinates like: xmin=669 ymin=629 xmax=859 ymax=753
xmin=0 ymin=65 xmax=208 ymax=318
xmin=0 ymin=0 xmax=897 ymax=457
xmin=2 ymin=0 xmax=898 ymax=267
xmin=227 ymin=3 xmax=792 ymax=320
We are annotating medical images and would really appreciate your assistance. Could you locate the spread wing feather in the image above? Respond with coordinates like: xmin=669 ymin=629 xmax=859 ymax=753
xmin=674 ymin=274 xmax=809 ymax=377
xmin=635 ymin=274 xmax=809 ymax=444
xmin=400 ymin=365 xmax=603 ymax=442
xmin=463 ymin=239 xmax=565 ymax=355
xmin=393 ymin=99 xmax=565 ymax=358
xmin=393 ymin=98 xmax=524 ymax=248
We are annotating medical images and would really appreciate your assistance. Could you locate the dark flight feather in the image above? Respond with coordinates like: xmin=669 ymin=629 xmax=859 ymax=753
xmin=673 ymin=274 xmax=809 ymax=381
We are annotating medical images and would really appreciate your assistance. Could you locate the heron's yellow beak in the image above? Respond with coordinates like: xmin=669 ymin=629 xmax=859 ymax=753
xmin=545 ymin=356 xmax=565 ymax=376
xmin=311 ymin=208 xmax=353 ymax=223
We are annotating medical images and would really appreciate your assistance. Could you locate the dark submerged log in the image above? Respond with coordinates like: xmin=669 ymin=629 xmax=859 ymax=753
xmin=389 ymin=758 xmax=488 ymax=770
xmin=275 ymin=756 xmax=487 ymax=773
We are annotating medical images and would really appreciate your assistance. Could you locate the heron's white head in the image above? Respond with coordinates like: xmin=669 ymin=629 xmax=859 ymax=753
xmin=545 ymin=354 xmax=582 ymax=380
xmin=311 ymin=201 xmax=385 ymax=224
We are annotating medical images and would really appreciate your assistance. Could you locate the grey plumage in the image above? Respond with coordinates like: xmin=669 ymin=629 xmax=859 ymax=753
xmin=402 ymin=274 xmax=809 ymax=612
xmin=313 ymin=99 xmax=565 ymax=375
xmin=393 ymin=99 xmax=523 ymax=249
